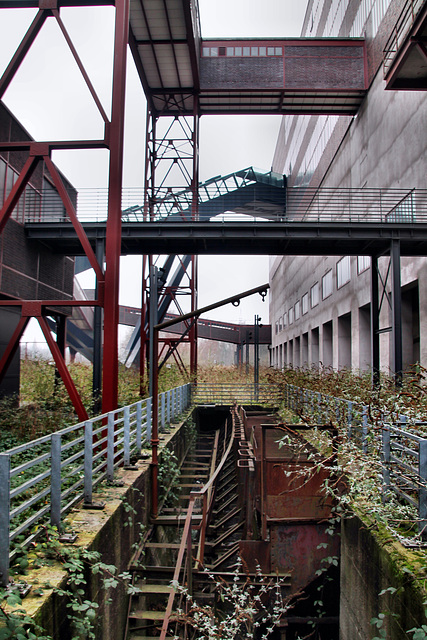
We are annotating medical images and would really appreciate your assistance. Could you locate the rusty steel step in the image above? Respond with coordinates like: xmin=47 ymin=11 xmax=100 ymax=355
xmin=213 ymin=493 xmax=237 ymax=516
xmin=134 ymin=583 xmax=174 ymax=594
xmin=216 ymin=482 xmax=239 ymax=502
xmin=208 ymin=542 xmax=240 ymax=570
xmin=208 ymin=521 xmax=244 ymax=548
xmin=129 ymin=610 xmax=175 ymax=621
xmin=211 ymin=506 xmax=241 ymax=530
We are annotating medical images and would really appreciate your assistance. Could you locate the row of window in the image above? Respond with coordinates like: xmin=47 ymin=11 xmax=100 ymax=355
xmin=202 ymin=46 xmax=283 ymax=58
xmin=275 ymin=256 xmax=371 ymax=334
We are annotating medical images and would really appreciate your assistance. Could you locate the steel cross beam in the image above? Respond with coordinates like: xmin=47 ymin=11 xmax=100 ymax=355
xmin=0 ymin=1 xmax=130 ymax=418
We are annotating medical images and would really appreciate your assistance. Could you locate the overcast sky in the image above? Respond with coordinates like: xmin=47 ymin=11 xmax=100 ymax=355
xmin=0 ymin=0 xmax=307 ymax=346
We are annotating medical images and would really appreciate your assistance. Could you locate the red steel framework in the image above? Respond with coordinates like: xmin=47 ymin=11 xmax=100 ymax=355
xmin=0 ymin=0 xmax=373 ymax=417
xmin=142 ymin=108 xmax=199 ymax=387
xmin=0 ymin=0 xmax=130 ymax=419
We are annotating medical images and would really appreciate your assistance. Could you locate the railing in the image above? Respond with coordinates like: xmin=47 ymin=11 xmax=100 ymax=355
xmin=159 ymin=411 xmax=236 ymax=640
xmin=0 ymin=383 xmax=191 ymax=586
xmin=192 ymin=383 xmax=282 ymax=406
xmin=383 ymin=0 xmax=425 ymax=76
xmin=22 ymin=186 xmax=427 ymax=224
xmin=283 ymin=383 xmax=427 ymax=540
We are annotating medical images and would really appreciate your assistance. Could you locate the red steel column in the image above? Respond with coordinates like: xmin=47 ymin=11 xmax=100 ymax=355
xmin=189 ymin=109 xmax=199 ymax=379
xmin=102 ymin=0 xmax=130 ymax=414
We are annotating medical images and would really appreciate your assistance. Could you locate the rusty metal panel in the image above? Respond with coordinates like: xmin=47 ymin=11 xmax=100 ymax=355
xmin=270 ymin=523 xmax=340 ymax=592
xmin=239 ymin=540 xmax=271 ymax=574
xmin=266 ymin=463 xmax=333 ymax=521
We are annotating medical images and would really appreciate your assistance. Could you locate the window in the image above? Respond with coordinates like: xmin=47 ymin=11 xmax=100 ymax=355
xmin=357 ymin=256 xmax=370 ymax=274
xmin=302 ymin=292 xmax=309 ymax=315
xmin=294 ymin=300 xmax=300 ymax=321
xmin=279 ymin=316 xmax=283 ymax=332
xmin=283 ymin=311 xmax=287 ymax=328
xmin=288 ymin=307 xmax=294 ymax=325
xmin=311 ymin=282 xmax=319 ymax=308
xmin=275 ymin=321 xmax=279 ymax=335
xmin=337 ymin=256 xmax=351 ymax=288
xmin=202 ymin=45 xmax=282 ymax=58
xmin=322 ymin=270 xmax=333 ymax=299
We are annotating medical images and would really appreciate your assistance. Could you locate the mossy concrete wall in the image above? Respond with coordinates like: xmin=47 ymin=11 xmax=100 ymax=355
xmin=340 ymin=514 xmax=427 ymax=639
xmin=18 ymin=415 xmax=191 ymax=640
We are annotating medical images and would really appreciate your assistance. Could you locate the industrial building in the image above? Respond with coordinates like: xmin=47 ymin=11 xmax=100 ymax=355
xmin=270 ymin=0 xmax=427 ymax=375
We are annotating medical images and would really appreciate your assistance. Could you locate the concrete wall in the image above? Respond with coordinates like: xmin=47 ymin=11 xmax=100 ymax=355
xmin=270 ymin=60 xmax=427 ymax=373
xmin=341 ymin=514 xmax=427 ymax=639
xmin=20 ymin=417 xmax=191 ymax=640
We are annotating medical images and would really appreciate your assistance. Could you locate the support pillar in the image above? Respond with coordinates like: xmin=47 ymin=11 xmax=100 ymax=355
xmin=148 ymin=265 xmax=159 ymax=398
xmin=391 ymin=240 xmax=403 ymax=385
xmin=93 ymin=238 xmax=104 ymax=413
xmin=102 ymin=0 xmax=130 ymax=414
xmin=371 ymin=256 xmax=380 ymax=387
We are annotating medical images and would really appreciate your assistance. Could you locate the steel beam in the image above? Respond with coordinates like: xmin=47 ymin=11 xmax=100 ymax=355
xmin=371 ymin=257 xmax=380 ymax=387
xmin=391 ymin=240 xmax=403 ymax=384
xmin=102 ymin=0 xmax=130 ymax=414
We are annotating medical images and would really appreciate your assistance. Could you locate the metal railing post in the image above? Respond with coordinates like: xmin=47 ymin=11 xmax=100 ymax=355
xmin=418 ymin=439 xmax=427 ymax=539
xmin=50 ymin=433 xmax=62 ymax=529
xmin=107 ymin=411 xmax=115 ymax=482
xmin=0 ymin=454 xmax=11 ymax=586
xmin=362 ymin=406 xmax=369 ymax=453
xmin=161 ymin=392 xmax=166 ymax=431
xmin=166 ymin=390 xmax=171 ymax=425
xmin=146 ymin=397 xmax=152 ymax=441
xmin=124 ymin=406 xmax=130 ymax=466
xmin=84 ymin=420 xmax=93 ymax=505
xmin=382 ymin=424 xmax=391 ymax=503
xmin=136 ymin=401 xmax=142 ymax=455
xmin=171 ymin=388 xmax=176 ymax=421
xmin=347 ymin=401 xmax=353 ymax=439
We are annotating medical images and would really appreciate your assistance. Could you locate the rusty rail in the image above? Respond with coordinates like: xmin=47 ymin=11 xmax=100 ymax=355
xmin=159 ymin=412 xmax=237 ymax=640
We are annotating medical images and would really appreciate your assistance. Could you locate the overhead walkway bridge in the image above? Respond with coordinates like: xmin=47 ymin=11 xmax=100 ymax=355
xmin=39 ymin=166 xmax=282 ymax=363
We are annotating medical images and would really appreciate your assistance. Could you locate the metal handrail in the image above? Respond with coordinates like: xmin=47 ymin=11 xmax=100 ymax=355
xmin=283 ymin=382 xmax=427 ymax=539
xmin=159 ymin=412 xmax=236 ymax=640
xmin=21 ymin=186 xmax=427 ymax=224
xmin=193 ymin=383 xmax=282 ymax=406
xmin=383 ymin=0 xmax=425 ymax=75
xmin=0 ymin=383 xmax=191 ymax=586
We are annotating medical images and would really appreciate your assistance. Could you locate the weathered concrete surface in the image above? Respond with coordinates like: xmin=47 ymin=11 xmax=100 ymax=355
xmin=340 ymin=513 xmax=427 ymax=639
xmin=12 ymin=416 xmax=190 ymax=640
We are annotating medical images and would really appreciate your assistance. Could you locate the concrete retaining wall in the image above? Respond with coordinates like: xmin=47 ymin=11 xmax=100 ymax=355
xmin=18 ymin=415 xmax=191 ymax=640
xmin=340 ymin=514 xmax=427 ymax=639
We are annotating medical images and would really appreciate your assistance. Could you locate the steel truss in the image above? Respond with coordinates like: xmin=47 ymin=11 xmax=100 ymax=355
xmin=141 ymin=108 xmax=199 ymax=385
xmin=0 ymin=0 xmax=130 ymax=419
